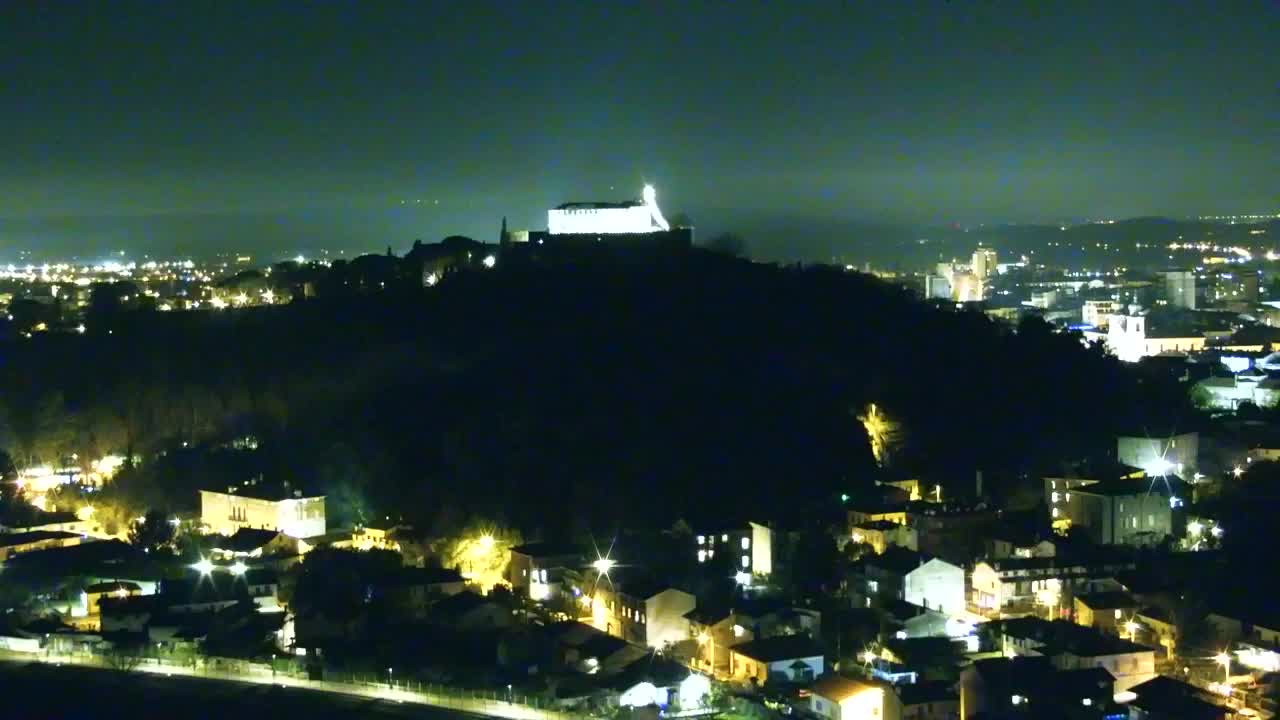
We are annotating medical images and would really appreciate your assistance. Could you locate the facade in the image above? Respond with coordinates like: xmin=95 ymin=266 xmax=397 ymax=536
xmin=850 ymin=520 xmax=918 ymax=554
xmin=1082 ymin=299 xmax=1116 ymax=328
xmin=1072 ymin=591 xmax=1140 ymax=635
xmin=199 ymin=485 xmax=325 ymax=539
xmin=1105 ymin=313 xmax=1206 ymax=363
xmin=507 ymin=542 xmax=583 ymax=601
xmin=990 ymin=617 xmax=1156 ymax=692
xmin=694 ymin=522 xmax=773 ymax=579
xmin=589 ymin=581 xmax=695 ymax=649
xmin=971 ymin=556 xmax=1135 ymax=613
xmin=858 ymin=547 xmax=965 ymax=616
xmin=727 ymin=634 xmax=824 ymax=686
xmin=1060 ymin=480 xmax=1172 ymax=546
xmin=810 ymin=674 xmax=900 ymax=720
xmin=924 ymin=275 xmax=951 ymax=300
xmin=547 ymin=185 xmax=670 ymax=235
xmin=1161 ymin=270 xmax=1196 ymax=309
xmin=1116 ymin=432 xmax=1198 ymax=476
xmin=1193 ymin=375 xmax=1280 ymax=410
xmin=971 ymin=247 xmax=997 ymax=281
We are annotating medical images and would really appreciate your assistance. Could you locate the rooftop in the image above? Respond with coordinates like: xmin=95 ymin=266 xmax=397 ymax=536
xmin=853 ymin=520 xmax=906 ymax=532
xmin=202 ymin=480 xmax=321 ymax=502
xmin=729 ymin=633 xmax=823 ymax=662
xmin=211 ymin=528 xmax=283 ymax=554
xmin=1073 ymin=478 xmax=1170 ymax=497
xmin=993 ymin=618 xmax=1151 ymax=656
xmin=84 ymin=581 xmax=141 ymax=594
xmin=897 ymin=681 xmax=957 ymax=706
xmin=810 ymin=674 xmax=882 ymax=703
xmin=0 ymin=530 xmax=80 ymax=548
xmin=863 ymin=546 xmax=940 ymax=576
xmin=554 ymin=201 xmax=644 ymax=211
xmin=1074 ymin=591 xmax=1139 ymax=610
xmin=1127 ymin=675 xmax=1230 ymax=720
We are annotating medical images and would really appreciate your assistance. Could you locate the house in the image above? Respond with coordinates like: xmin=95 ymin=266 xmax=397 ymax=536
xmin=83 ymin=581 xmax=142 ymax=615
xmin=970 ymin=555 xmax=1134 ymax=614
xmin=589 ymin=578 xmax=695 ymax=649
xmin=1056 ymin=479 xmax=1173 ymax=546
xmin=982 ymin=524 xmax=1056 ymax=560
xmin=0 ymin=530 xmax=83 ymax=561
xmin=507 ymin=542 xmax=584 ymax=601
xmin=986 ymin=617 xmax=1156 ymax=691
xmin=959 ymin=656 xmax=1113 ymax=719
xmin=544 ymin=621 xmax=650 ymax=675
xmin=810 ymin=674 xmax=901 ymax=720
xmin=1134 ymin=606 xmax=1177 ymax=659
xmin=856 ymin=547 xmax=965 ymax=616
xmin=199 ymin=480 xmax=325 ymax=539
xmin=99 ymin=595 xmax=160 ymax=634
xmin=377 ymin=567 xmax=467 ymax=618
xmin=209 ymin=528 xmax=298 ymax=559
xmin=905 ymin=502 xmax=998 ymax=565
xmin=896 ymin=681 xmax=958 ymax=720
xmin=685 ymin=600 xmax=821 ymax=675
xmin=1125 ymin=675 xmax=1232 ymax=720
xmin=727 ymin=634 xmax=824 ymax=686
xmin=883 ymin=600 xmax=952 ymax=639
xmin=427 ymin=591 xmax=512 ymax=631
xmin=850 ymin=520 xmax=919 ymax=554
xmin=1073 ymin=591 xmax=1141 ymax=636
xmin=1116 ymin=431 xmax=1198 ymax=476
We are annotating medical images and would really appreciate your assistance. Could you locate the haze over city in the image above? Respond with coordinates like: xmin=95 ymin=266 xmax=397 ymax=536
xmin=2 ymin=2 xmax=1276 ymax=260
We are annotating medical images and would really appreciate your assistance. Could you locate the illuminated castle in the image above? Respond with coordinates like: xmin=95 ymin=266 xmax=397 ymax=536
xmin=503 ymin=184 xmax=692 ymax=252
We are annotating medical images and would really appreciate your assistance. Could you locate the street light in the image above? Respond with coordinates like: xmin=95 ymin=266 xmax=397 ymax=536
xmin=191 ymin=558 xmax=214 ymax=575
xmin=388 ymin=667 xmax=394 ymax=688
xmin=230 ymin=561 xmax=248 ymax=576
xmin=1123 ymin=619 xmax=1140 ymax=641
xmin=1215 ymin=651 xmax=1231 ymax=684
xmin=592 ymin=557 xmax=616 ymax=574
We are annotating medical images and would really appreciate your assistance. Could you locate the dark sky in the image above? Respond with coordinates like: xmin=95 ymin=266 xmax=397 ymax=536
xmin=1 ymin=1 xmax=1276 ymax=256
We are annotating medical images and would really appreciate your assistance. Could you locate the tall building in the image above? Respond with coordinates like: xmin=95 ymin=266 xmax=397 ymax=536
xmin=972 ymin=247 xmax=998 ymax=281
xmin=1160 ymin=270 xmax=1196 ymax=309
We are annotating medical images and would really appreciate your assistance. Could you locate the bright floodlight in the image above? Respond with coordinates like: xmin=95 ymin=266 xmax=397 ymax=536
xmin=192 ymin=558 xmax=215 ymax=575
xmin=76 ymin=506 xmax=95 ymax=521
xmin=477 ymin=534 xmax=495 ymax=551
xmin=1146 ymin=457 xmax=1174 ymax=477
xmin=230 ymin=561 xmax=248 ymax=576
xmin=482 ymin=254 xmax=496 ymax=269
xmin=734 ymin=571 xmax=752 ymax=586
xmin=592 ymin=557 xmax=616 ymax=574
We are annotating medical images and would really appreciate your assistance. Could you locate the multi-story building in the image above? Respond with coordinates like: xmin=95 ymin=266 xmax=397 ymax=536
xmin=199 ymin=481 xmax=325 ymax=539
xmin=850 ymin=520 xmax=918 ymax=554
xmin=588 ymin=577 xmax=695 ymax=649
xmin=1160 ymin=269 xmax=1196 ymax=309
xmin=855 ymin=547 xmax=965 ymax=616
xmin=971 ymin=247 xmax=998 ymax=281
xmin=693 ymin=522 xmax=774 ymax=580
xmin=506 ymin=542 xmax=584 ymax=602
xmin=970 ymin=556 xmax=1136 ymax=614
xmin=987 ymin=617 xmax=1157 ymax=691
xmin=1116 ymin=432 xmax=1198 ymax=476
xmin=1060 ymin=479 xmax=1172 ymax=546
xmin=1081 ymin=299 xmax=1116 ymax=328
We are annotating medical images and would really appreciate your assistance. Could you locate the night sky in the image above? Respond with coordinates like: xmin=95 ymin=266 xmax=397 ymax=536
xmin=1 ymin=1 xmax=1276 ymax=258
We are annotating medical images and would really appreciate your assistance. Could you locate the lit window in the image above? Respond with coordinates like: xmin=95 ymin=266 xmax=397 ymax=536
xmin=721 ymin=534 xmax=729 ymax=543
xmin=697 ymin=550 xmax=706 ymax=563
xmin=1011 ymin=695 xmax=1024 ymax=706
xmin=741 ymin=537 xmax=750 ymax=550
xmin=741 ymin=555 xmax=750 ymax=568
xmin=1052 ymin=492 xmax=1060 ymax=503
xmin=1081 ymin=698 xmax=1092 ymax=707
xmin=1052 ymin=507 xmax=1059 ymax=518
xmin=1051 ymin=480 xmax=1057 ymax=490
xmin=708 ymin=550 xmax=714 ymax=559
xmin=696 ymin=535 xmax=704 ymax=545
xmin=1066 ymin=493 xmax=1071 ymax=501
xmin=1114 ymin=609 xmax=1122 ymax=619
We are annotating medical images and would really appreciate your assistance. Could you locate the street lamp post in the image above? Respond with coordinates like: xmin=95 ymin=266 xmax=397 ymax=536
xmin=1214 ymin=652 xmax=1231 ymax=686
xmin=388 ymin=666 xmax=394 ymax=689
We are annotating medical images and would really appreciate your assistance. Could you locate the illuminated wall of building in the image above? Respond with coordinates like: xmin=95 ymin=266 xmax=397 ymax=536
xmin=200 ymin=489 xmax=326 ymax=539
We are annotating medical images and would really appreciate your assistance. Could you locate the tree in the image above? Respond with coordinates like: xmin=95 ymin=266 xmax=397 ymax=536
xmin=703 ymin=232 xmax=747 ymax=257
xmin=0 ymin=450 xmax=18 ymax=505
xmin=127 ymin=509 xmax=175 ymax=554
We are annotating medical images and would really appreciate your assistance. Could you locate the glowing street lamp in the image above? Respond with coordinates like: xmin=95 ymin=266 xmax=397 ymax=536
xmin=1232 ymin=466 xmax=1244 ymax=478
xmin=592 ymin=557 xmax=616 ymax=574
xmin=191 ymin=558 xmax=215 ymax=575
xmin=1215 ymin=651 xmax=1232 ymax=683
xmin=477 ymin=534 xmax=495 ymax=551
xmin=1123 ymin=619 xmax=1141 ymax=641
xmin=76 ymin=505 xmax=95 ymax=522
xmin=230 ymin=561 xmax=248 ymax=576
xmin=1187 ymin=521 xmax=1203 ymax=536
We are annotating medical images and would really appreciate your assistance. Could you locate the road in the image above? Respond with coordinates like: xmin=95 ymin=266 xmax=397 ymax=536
xmin=0 ymin=653 xmax=577 ymax=720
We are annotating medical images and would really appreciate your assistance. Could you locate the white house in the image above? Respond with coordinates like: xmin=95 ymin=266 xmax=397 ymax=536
xmin=860 ymin=547 xmax=965 ymax=616
xmin=200 ymin=481 xmax=325 ymax=539
xmin=810 ymin=674 xmax=900 ymax=720
xmin=728 ymin=634 xmax=824 ymax=686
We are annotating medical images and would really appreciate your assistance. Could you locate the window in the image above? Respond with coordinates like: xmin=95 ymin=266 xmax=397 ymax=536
xmin=741 ymin=555 xmax=750 ymax=568
xmin=1052 ymin=491 xmax=1060 ymax=503
xmin=741 ymin=537 xmax=750 ymax=550
xmin=698 ymin=550 xmax=706 ymax=563
xmin=721 ymin=534 xmax=729 ymax=543
xmin=1066 ymin=493 xmax=1071 ymax=501
xmin=696 ymin=535 xmax=704 ymax=545
xmin=1052 ymin=507 xmax=1059 ymax=518
xmin=1114 ymin=609 xmax=1122 ymax=619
